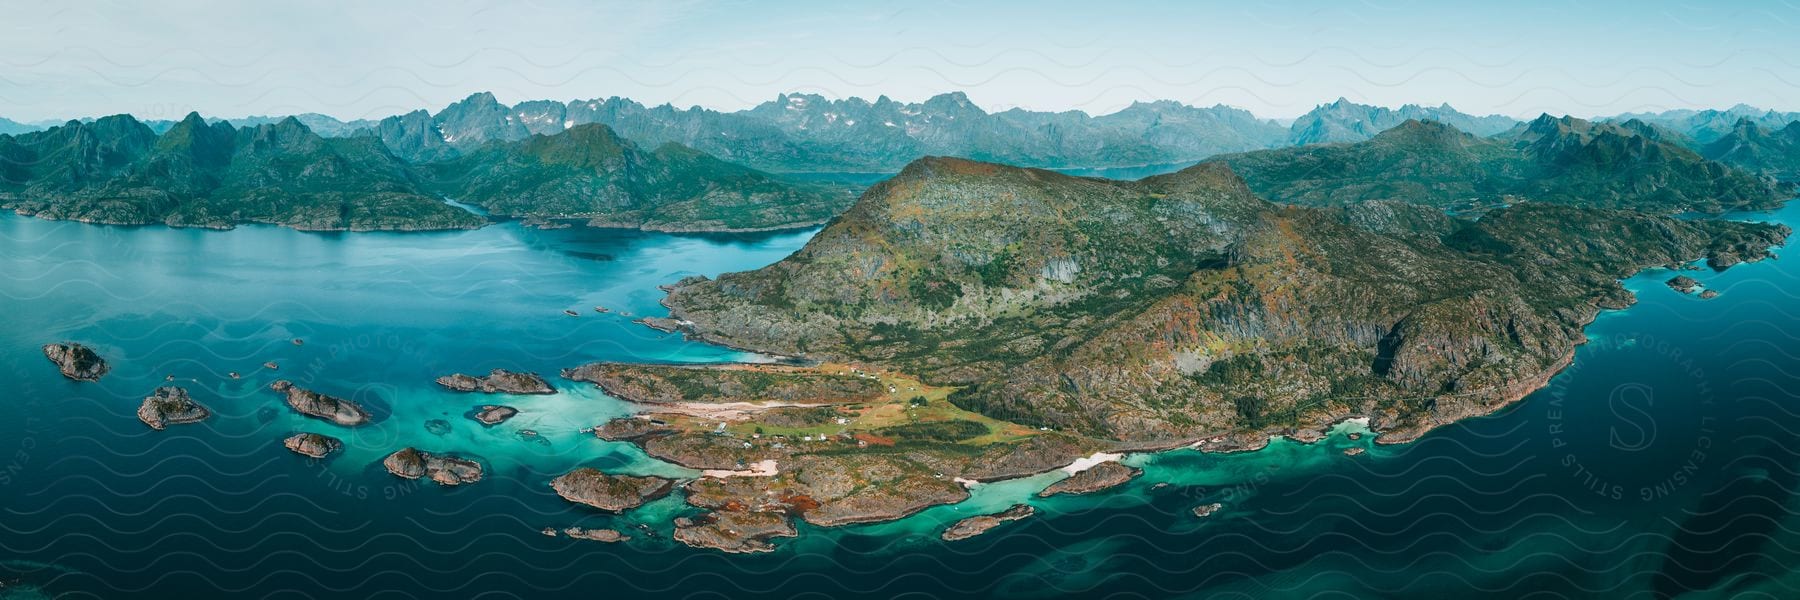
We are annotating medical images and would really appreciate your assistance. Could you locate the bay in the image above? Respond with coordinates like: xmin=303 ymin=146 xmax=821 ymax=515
xmin=2 ymin=202 xmax=1798 ymax=598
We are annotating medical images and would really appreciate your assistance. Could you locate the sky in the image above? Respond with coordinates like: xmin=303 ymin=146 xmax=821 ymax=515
xmin=3 ymin=0 xmax=1799 ymax=123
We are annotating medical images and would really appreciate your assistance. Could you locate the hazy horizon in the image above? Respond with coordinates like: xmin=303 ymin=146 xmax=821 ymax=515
xmin=13 ymin=90 xmax=1799 ymax=130
xmin=4 ymin=0 xmax=1799 ymax=123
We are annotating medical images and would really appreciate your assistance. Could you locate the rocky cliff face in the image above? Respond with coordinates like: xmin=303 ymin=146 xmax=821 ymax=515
xmin=652 ymin=157 xmax=1790 ymax=444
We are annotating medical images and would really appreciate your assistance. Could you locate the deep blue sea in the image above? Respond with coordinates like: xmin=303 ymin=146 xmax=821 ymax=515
xmin=3 ymin=203 xmax=1800 ymax=599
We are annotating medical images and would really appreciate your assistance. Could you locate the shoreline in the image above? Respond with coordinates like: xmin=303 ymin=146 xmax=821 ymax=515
xmin=600 ymin=231 xmax=1790 ymax=549
xmin=2 ymin=206 xmax=832 ymax=236
xmin=14 ymin=197 xmax=1790 ymax=556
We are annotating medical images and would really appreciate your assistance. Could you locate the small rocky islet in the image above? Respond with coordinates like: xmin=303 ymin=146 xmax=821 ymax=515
xmin=283 ymin=433 xmax=344 ymax=458
xmin=1038 ymin=462 xmax=1143 ymax=497
xmin=1666 ymin=275 xmax=1722 ymax=299
xmin=136 ymin=386 xmax=210 ymax=430
xmin=435 ymin=369 xmax=555 ymax=395
xmin=382 ymin=447 xmax=484 ymax=486
xmin=550 ymin=468 xmax=675 ymax=512
xmin=1666 ymin=275 xmax=1701 ymax=294
xmin=42 ymin=342 xmax=109 ymax=381
xmin=270 ymin=380 xmax=371 ymax=426
xmin=471 ymin=405 xmax=519 ymax=426
xmin=672 ymin=511 xmax=799 ymax=554
xmin=544 ymin=527 xmax=630 ymax=543
xmin=941 ymin=504 xmax=1035 ymax=541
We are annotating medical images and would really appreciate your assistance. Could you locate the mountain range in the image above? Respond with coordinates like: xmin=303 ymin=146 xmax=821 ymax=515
xmin=5 ymin=93 xmax=1526 ymax=174
xmin=1611 ymin=104 xmax=1800 ymax=146
xmin=1285 ymin=98 xmax=1519 ymax=145
xmin=1701 ymin=119 xmax=1800 ymax=182
xmin=360 ymin=93 xmax=1537 ymax=173
xmin=5 ymin=95 xmax=1797 ymax=233
xmin=422 ymin=123 xmax=855 ymax=231
xmin=0 ymin=113 xmax=483 ymax=230
xmin=15 ymin=94 xmax=1800 ymax=181
xmin=0 ymin=117 xmax=38 ymax=136
xmin=350 ymin=91 xmax=1298 ymax=172
xmin=1208 ymin=116 xmax=1785 ymax=214
xmin=0 ymin=113 xmax=848 ymax=232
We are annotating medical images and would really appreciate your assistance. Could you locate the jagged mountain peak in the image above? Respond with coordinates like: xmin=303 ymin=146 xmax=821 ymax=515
xmin=450 ymin=91 xmax=503 ymax=109
xmin=924 ymin=91 xmax=975 ymax=106
xmin=236 ymin=116 xmax=327 ymax=156
xmin=1378 ymin=118 xmax=1468 ymax=136
xmin=1291 ymin=100 xmax=1518 ymax=145
xmin=516 ymin=122 xmax=632 ymax=167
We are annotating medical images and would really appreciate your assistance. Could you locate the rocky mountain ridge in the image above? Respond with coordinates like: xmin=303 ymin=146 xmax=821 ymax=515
xmin=1208 ymin=116 xmax=1784 ymax=214
xmin=649 ymin=156 xmax=1790 ymax=444
xmin=0 ymin=113 xmax=849 ymax=232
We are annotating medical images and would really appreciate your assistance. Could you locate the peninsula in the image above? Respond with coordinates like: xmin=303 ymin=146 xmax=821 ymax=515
xmin=573 ymin=151 xmax=1787 ymax=552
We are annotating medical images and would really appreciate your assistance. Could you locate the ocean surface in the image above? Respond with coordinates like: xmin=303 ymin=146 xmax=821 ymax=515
xmin=3 ymin=203 xmax=1800 ymax=599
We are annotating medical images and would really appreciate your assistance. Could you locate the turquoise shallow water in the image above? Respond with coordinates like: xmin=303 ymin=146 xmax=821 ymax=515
xmin=3 ymin=204 xmax=1800 ymax=599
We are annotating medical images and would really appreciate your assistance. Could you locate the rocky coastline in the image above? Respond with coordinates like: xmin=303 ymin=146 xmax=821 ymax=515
xmin=25 ymin=141 xmax=1794 ymax=560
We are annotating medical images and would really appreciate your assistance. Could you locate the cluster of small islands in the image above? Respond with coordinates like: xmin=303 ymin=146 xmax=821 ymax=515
xmin=41 ymin=342 xmax=1175 ymax=551
xmin=19 ymin=91 xmax=1800 ymax=553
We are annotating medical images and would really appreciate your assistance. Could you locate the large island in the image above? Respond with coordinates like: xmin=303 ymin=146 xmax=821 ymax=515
xmin=573 ymin=146 xmax=1788 ymax=551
